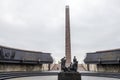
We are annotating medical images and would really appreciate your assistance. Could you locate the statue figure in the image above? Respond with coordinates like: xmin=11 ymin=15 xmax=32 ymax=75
xmin=60 ymin=56 xmax=78 ymax=72
xmin=72 ymin=56 xmax=78 ymax=72
xmin=61 ymin=57 xmax=66 ymax=71
xmin=69 ymin=62 xmax=73 ymax=71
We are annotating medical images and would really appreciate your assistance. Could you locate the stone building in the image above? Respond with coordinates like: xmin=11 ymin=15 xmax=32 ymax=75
xmin=0 ymin=45 xmax=53 ymax=72
xmin=84 ymin=49 xmax=120 ymax=72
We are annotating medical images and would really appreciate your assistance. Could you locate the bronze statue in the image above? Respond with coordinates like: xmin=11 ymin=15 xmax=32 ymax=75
xmin=61 ymin=57 xmax=66 ymax=71
xmin=72 ymin=56 xmax=78 ymax=72
xmin=61 ymin=56 xmax=78 ymax=72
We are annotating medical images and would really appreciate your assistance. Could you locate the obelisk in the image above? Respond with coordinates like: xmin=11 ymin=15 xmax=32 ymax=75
xmin=65 ymin=5 xmax=71 ymax=65
xmin=58 ymin=6 xmax=81 ymax=80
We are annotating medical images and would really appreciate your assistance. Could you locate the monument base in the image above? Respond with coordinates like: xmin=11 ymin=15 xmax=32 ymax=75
xmin=58 ymin=72 xmax=81 ymax=80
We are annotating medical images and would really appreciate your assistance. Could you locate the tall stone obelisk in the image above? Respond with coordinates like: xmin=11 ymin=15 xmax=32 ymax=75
xmin=58 ymin=5 xmax=81 ymax=80
xmin=65 ymin=5 xmax=71 ymax=65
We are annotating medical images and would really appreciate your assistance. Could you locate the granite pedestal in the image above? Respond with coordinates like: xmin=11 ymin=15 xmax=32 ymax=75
xmin=58 ymin=72 xmax=81 ymax=80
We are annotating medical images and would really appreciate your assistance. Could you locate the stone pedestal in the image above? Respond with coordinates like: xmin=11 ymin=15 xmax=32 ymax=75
xmin=58 ymin=72 xmax=81 ymax=80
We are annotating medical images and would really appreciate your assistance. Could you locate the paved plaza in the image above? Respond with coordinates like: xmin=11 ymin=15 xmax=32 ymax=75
xmin=8 ymin=76 xmax=119 ymax=80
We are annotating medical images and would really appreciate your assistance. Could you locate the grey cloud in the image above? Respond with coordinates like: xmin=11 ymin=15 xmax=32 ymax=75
xmin=0 ymin=0 xmax=120 ymax=63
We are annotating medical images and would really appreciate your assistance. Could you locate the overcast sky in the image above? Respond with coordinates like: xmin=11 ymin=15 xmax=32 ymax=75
xmin=0 ymin=0 xmax=120 ymax=63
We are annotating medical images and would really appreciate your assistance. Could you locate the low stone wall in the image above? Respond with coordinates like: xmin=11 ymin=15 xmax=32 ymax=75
xmin=42 ymin=64 xmax=49 ymax=71
xmin=0 ymin=63 xmax=48 ymax=72
xmin=89 ymin=64 xmax=97 ymax=72
xmin=97 ymin=64 xmax=120 ymax=72
xmin=85 ymin=64 xmax=120 ymax=72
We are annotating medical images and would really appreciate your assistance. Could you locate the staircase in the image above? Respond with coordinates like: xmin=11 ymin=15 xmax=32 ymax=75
xmin=50 ymin=64 xmax=87 ymax=71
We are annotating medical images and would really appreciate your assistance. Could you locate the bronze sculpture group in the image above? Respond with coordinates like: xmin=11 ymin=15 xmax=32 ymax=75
xmin=61 ymin=56 xmax=78 ymax=72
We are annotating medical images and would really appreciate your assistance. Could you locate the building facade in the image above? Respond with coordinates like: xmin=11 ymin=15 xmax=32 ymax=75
xmin=84 ymin=49 xmax=120 ymax=72
xmin=0 ymin=45 xmax=53 ymax=72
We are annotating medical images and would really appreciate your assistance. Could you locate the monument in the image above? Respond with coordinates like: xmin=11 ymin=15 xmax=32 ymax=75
xmin=65 ymin=5 xmax=71 ymax=65
xmin=58 ymin=5 xmax=81 ymax=80
xmin=58 ymin=56 xmax=81 ymax=80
